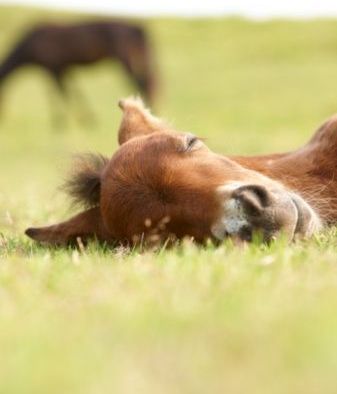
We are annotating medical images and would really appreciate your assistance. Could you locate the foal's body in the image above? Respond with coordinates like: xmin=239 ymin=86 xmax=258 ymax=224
xmin=26 ymin=99 xmax=337 ymax=246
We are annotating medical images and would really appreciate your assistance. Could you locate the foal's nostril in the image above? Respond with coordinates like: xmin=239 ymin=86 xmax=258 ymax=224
xmin=233 ymin=184 xmax=271 ymax=215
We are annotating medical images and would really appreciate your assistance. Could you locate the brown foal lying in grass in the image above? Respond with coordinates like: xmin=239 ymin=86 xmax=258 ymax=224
xmin=26 ymin=98 xmax=337 ymax=246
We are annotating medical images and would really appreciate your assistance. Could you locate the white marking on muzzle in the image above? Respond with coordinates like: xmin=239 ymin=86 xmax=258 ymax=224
xmin=211 ymin=183 xmax=249 ymax=240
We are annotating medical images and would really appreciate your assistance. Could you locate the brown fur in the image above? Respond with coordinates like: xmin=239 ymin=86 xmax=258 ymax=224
xmin=0 ymin=21 xmax=157 ymax=124
xmin=231 ymin=117 xmax=337 ymax=223
xmin=25 ymin=207 xmax=110 ymax=246
xmin=25 ymin=98 xmax=337 ymax=246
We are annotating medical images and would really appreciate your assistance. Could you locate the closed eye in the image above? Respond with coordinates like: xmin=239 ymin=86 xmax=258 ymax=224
xmin=184 ymin=134 xmax=203 ymax=152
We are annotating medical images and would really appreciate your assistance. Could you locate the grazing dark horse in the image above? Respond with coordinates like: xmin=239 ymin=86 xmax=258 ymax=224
xmin=0 ymin=20 xmax=157 ymax=127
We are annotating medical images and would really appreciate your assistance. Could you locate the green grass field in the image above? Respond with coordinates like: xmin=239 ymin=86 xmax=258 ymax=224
xmin=1 ymin=5 xmax=337 ymax=393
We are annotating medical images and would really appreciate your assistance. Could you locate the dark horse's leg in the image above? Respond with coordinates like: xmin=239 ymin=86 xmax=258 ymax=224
xmin=49 ymin=70 xmax=68 ymax=131
xmin=67 ymin=75 xmax=96 ymax=128
xmin=50 ymin=70 xmax=96 ymax=130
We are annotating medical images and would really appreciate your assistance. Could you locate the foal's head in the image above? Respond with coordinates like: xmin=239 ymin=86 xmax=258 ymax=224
xmin=25 ymin=98 xmax=322 ymax=247
xmin=99 ymin=98 xmax=321 ymax=244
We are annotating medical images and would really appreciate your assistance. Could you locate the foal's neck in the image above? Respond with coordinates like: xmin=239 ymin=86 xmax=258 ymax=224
xmin=231 ymin=125 xmax=337 ymax=223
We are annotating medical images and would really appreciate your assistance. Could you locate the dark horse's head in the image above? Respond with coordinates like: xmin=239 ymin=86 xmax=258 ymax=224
xmin=120 ymin=26 xmax=157 ymax=105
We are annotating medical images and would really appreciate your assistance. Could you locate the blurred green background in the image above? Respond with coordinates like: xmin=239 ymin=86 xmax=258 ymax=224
xmin=1 ymin=5 xmax=337 ymax=394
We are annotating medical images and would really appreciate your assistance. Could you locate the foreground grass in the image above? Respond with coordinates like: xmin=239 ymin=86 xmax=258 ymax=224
xmin=1 ymin=5 xmax=337 ymax=393
xmin=1 ymin=233 xmax=337 ymax=394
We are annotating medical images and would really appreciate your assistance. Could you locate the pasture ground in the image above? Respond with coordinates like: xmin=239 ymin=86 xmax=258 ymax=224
xmin=1 ymin=6 xmax=337 ymax=393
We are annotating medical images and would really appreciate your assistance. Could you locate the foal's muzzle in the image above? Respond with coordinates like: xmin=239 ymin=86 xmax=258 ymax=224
xmin=212 ymin=183 xmax=321 ymax=243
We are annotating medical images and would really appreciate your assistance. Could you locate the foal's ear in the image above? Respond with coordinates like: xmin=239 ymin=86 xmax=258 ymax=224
xmin=309 ymin=114 xmax=337 ymax=145
xmin=118 ymin=97 xmax=168 ymax=144
xmin=25 ymin=207 xmax=109 ymax=246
